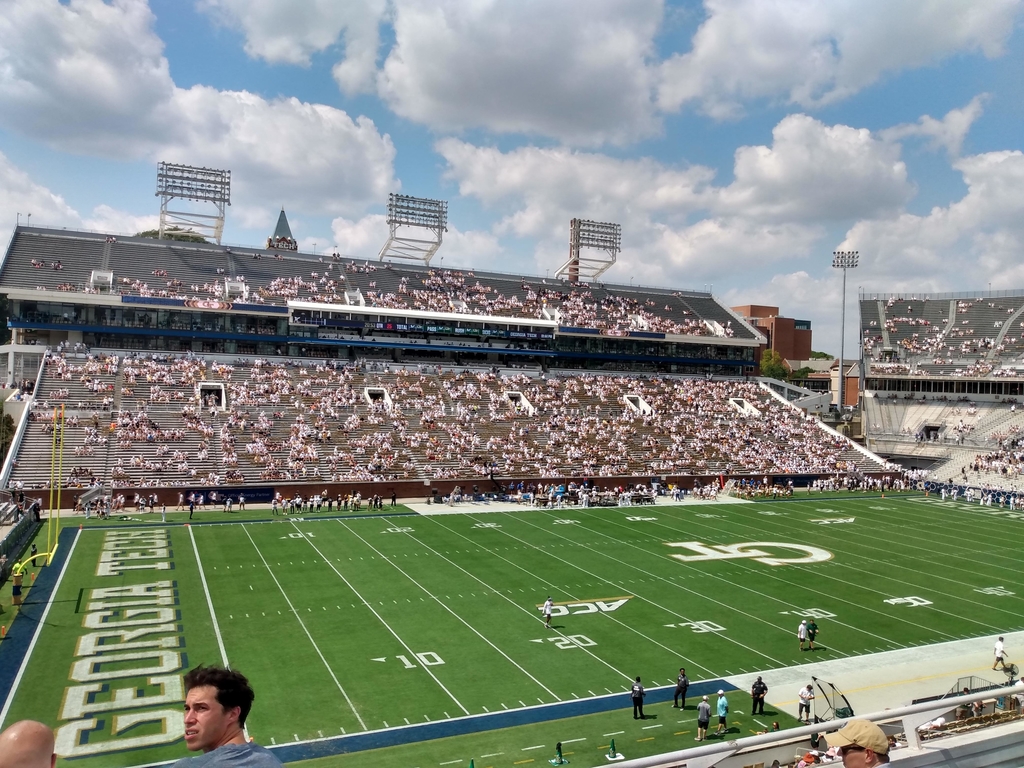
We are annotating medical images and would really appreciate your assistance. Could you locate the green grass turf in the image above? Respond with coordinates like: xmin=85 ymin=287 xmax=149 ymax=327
xmin=3 ymin=493 xmax=1023 ymax=767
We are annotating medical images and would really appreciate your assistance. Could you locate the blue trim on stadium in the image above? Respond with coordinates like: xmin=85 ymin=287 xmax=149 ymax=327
xmin=6 ymin=320 xmax=751 ymax=368
xmin=0 ymin=526 xmax=77 ymax=708
xmin=269 ymin=679 xmax=739 ymax=762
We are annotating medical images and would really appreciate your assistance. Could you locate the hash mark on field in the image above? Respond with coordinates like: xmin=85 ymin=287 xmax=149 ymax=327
xmin=270 ymin=738 xmax=275 ymax=745
xmin=445 ymin=712 xmax=451 ymax=719
xmin=501 ymin=703 xmax=508 ymax=710
xmin=383 ymin=721 xmax=389 ymax=728
xmin=482 ymin=706 xmax=489 ymax=712
xmin=604 ymin=688 xmax=614 ymax=694
xmin=440 ymin=761 xmax=463 ymax=765
xmin=293 ymin=734 xmax=299 ymax=741
xmin=571 ymin=693 xmax=579 ymax=698
xmin=562 ymin=738 xmax=586 ymax=744
xmin=522 ymin=745 xmax=546 ymax=751
xmin=519 ymin=700 xmax=526 ymax=707
xmin=317 ymin=730 xmax=323 ymax=737
xmin=537 ymin=697 xmax=544 ymax=704
xmin=513 ymin=761 xmax=534 ymax=765
xmin=340 ymin=728 xmax=345 ymax=734
xmin=404 ymin=718 xmax=410 ymax=725
xmin=637 ymin=737 xmax=655 ymax=742
xmin=481 ymin=753 xmax=504 ymax=758
xmin=675 ymin=731 xmax=690 ymax=735
xmin=604 ymin=731 xmax=624 ymax=737
xmin=642 ymin=724 xmax=662 ymax=730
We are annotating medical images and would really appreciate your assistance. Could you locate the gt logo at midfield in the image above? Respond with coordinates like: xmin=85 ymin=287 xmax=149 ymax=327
xmin=536 ymin=597 xmax=631 ymax=617
xmin=665 ymin=541 xmax=833 ymax=567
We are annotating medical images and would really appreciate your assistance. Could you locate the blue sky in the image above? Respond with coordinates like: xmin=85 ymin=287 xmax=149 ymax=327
xmin=0 ymin=0 xmax=1022 ymax=355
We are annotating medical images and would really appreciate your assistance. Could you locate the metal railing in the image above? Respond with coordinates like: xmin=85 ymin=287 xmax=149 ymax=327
xmin=0 ymin=350 xmax=48 ymax=490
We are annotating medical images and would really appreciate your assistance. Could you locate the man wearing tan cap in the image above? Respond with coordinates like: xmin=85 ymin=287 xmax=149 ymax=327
xmin=825 ymin=719 xmax=890 ymax=766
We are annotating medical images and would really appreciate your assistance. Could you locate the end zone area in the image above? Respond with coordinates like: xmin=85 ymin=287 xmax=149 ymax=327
xmin=1 ymin=493 xmax=1022 ymax=767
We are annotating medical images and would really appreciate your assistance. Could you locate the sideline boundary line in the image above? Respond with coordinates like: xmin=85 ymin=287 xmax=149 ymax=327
xmin=0 ymin=526 xmax=81 ymax=728
xmin=269 ymin=678 xmax=738 ymax=763
xmin=187 ymin=524 xmax=229 ymax=667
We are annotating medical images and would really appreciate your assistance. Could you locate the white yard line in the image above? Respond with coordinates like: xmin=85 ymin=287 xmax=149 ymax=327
xmin=505 ymin=511 xmax=787 ymax=667
xmin=0 ymin=527 xmax=81 ymax=729
xmin=188 ymin=524 xmax=230 ymax=667
xmin=294 ymin=521 xmax=470 ymax=716
xmin=425 ymin=515 xmax=710 ymax=678
xmin=242 ymin=525 xmax=367 ymax=731
xmin=652 ymin=503 xmax=987 ymax=638
xmin=339 ymin=528 xmax=561 ymax=704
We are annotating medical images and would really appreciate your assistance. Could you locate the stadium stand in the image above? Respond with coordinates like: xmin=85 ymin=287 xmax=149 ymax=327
xmin=0 ymin=225 xmax=899 ymax=505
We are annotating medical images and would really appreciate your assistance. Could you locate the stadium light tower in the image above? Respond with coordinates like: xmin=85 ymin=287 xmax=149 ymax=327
xmin=156 ymin=162 xmax=231 ymax=244
xmin=832 ymin=250 xmax=859 ymax=413
xmin=377 ymin=193 xmax=448 ymax=266
xmin=555 ymin=218 xmax=621 ymax=281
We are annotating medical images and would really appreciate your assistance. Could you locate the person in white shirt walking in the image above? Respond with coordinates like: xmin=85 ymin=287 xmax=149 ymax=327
xmin=542 ymin=597 xmax=553 ymax=628
xmin=993 ymin=636 xmax=1009 ymax=670
xmin=797 ymin=619 xmax=808 ymax=652
xmin=798 ymin=683 xmax=815 ymax=723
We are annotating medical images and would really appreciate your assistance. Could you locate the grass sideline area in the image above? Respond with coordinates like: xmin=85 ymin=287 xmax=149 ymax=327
xmin=1 ymin=492 xmax=1021 ymax=767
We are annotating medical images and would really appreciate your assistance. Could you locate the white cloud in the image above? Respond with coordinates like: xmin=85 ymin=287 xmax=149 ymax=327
xmin=437 ymin=113 xmax=914 ymax=282
xmin=0 ymin=0 xmax=176 ymax=155
xmin=437 ymin=138 xmax=714 ymax=241
xmin=330 ymin=214 xmax=389 ymax=257
xmin=328 ymin=213 xmax=504 ymax=271
xmin=0 ymin=0 xmax=397 ymax=220
xmin=198 ymin=0 xmax=386 ymax=95
xmin=0 ymin=151 xmax=160 ymax=239
xmin=0 ymin=152 xmax=79 ymax=227
xmin=839 ymin=149 xmax=1024 ymax=287
xmin=717 ymin=114 xmax=913 ymax=222
xmin=880 ymin=95 xmax=988 ymax=158
xmin=378 ymin=0 xmax=663 ymax=145
xmin=81 ymin=205 xmax=159 ymax=235
xmin=658 ymin=0 xmax=1020 ymax=118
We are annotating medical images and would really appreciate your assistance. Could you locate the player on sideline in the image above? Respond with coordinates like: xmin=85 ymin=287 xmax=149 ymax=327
xmin=673 ymin=667 xmax=689 ymax=708
xmin=542 ymin=596 xmax=553 ymax=628
xmin=993 ymin=636 xmax=1009 ymax=670
xmin=630 ymin=676 xmax=646 ymax=719
xmin=696 ymin=696 xmax=711 ymax=741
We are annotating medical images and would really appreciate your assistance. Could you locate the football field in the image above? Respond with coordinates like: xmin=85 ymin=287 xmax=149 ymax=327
xmin=2 ymin=492 xmax=1023 ymax=767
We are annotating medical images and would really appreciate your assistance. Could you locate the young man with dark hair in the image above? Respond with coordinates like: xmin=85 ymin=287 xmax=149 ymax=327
xmin=173 ymin=665 xmax=282 ymax=766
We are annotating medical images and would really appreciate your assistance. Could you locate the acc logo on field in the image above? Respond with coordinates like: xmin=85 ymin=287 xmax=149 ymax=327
xmin=975 ymin=586 xmax=1014 ymax=596
xmin=665 ymin=541 xmax=833 ymax=567
xmin=537 ymin=597 xmax=631 ymax=617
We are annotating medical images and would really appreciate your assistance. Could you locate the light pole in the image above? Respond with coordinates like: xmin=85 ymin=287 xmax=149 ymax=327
xmin=832 ymin=250 xmax=859 ymax=414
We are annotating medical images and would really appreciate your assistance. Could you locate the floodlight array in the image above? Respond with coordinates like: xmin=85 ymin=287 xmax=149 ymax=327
xmin=156 ymin=162 xmax=231 ymax=205
xmin=386 ymin=194 xmax=448 ymax=231
xmin=831 ymin=250 xmax=859 ymax=269
xmin=572 ymin=219 xmax=621 ymax=253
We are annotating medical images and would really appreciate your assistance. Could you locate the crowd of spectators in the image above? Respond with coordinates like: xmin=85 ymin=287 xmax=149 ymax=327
xmin=9 ymin=352 xmax=886 ymax=490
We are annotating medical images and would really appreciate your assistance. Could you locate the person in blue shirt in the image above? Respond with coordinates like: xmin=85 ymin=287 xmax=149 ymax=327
xmin=172 ymin=665 xmax=282 ymax=767
xmin=715 ymin=690 xmax=729 ymax=736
